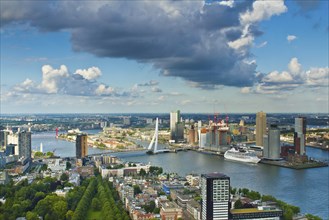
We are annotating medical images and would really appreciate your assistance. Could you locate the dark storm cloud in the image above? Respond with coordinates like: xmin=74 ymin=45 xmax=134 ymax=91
xmin=1 ymin=0 xmax=259 ymax=88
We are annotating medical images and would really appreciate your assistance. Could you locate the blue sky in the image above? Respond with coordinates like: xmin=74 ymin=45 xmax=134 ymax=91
xmin=0 ymin=0 xmax=328 ymax=114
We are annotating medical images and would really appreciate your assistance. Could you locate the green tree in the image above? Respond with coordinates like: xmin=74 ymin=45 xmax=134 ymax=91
xmin=53 ymin=200 xmax=67 ymax=220
xmin=247 ymin=190 xmax=261 ymax=200
xmin=283 ymin=208 xmax=294 ymax=220
xmin=91 ymin=197 xmax=101 ymax=211
xmin=153 ymin=207 xmax=160 ymax=214
xmin=66 ymin=162 xmax=72 ymax=170
xmin=60 ymin=173 xmax=69 ymax=182
xmin=46 ymin=152 xmax=54 ymax=157
xmin=26 ymin=211 xmax=39 ymax=220
xmin=149 ymin=166 xmax=163 ymax=175
xmin=65 ymin=210 xmax=74 ymax=220
xmin=241 ymin=188 xmax=249 ymax=196
xmin=305 ymin=214 xmax=322 ymax=220
xmin=41 ymin=164 xmax=48 ymax=171
xmin=234 ymin=199 xmax=243 ymax=209
xmin=34 ymin=194 xmax=67 ymax=219
xmin=139 ymin=168 xmax=147 ymax=177
xmin=142 ymin=201 xmax=156 ymax=213
xmin=34 ymin=152 xmax=43 ymax=157
xmin=133 ymin=185 xmax=142 ymax=196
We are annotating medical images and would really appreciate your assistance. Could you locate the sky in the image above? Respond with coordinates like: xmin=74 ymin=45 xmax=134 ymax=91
xmin=0 ymin=0 xmax=328 ymax=114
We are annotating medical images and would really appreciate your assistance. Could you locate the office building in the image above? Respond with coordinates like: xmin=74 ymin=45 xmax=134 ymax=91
xmin=256 ymin=111 xmax=267 ymax=146
xmin=18 ymin=130 xmax=32 ymax=160
xmin=76 ymin=134 xmax=88 ymax=158
xmin=5 ymin=144 xmax=16 ymax=156
xmin=170 ymin=110 xmax=180 ymax=140
xmin=0 ymin=130 xmax=9 ymax=147
xmin=200 ymin=120 xmax=230 ymax=153
xmin=6 ymin=129 xmax=31 ymax=160
xmin=201 ymin=173 xmax=230 ymax=220
xmin=170 ymin=110 xmax=184 ymax=142
xmin=263 ymin=125 xmax=280 ymax=159
xmin=188 ymin=125 xmax=196 ymax=144
xmin=294 ymin=117 xmax=306 ymax=155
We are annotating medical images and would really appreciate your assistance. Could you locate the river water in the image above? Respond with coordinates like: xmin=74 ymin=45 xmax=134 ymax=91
xmin=32 ymin=131 xmax=329 ymax=219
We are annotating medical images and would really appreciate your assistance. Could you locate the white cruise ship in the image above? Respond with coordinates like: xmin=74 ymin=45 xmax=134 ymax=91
xmin=224 ymin=148 xmax=261 ymax=164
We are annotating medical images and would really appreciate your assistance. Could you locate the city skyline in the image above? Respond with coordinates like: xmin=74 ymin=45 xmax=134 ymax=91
xmin=1 ymin=0 xmax=328 ymax=114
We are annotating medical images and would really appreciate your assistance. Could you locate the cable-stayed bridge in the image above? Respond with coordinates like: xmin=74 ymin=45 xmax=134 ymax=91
xmin=147 ymin=118 xmax=176 ymax=154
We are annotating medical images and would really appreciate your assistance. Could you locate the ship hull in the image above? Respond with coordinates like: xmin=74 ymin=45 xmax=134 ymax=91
xmin=224 ymin=151 xmax=261 ymax=164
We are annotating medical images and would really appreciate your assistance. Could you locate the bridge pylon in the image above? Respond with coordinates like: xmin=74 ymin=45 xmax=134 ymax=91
xmin=147 ymin=118 xmax=159 ymax=153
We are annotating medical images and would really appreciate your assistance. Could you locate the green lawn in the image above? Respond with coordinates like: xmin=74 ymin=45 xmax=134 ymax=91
xmin=86 ymin=209 xmax=101 ymax=220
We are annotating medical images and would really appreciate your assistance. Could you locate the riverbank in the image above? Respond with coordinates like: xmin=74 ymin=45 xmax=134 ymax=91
xmin=307 ymin=143 xmax=329 ymax=151
xmin=260 ymin=159 xmax=328 ymax=170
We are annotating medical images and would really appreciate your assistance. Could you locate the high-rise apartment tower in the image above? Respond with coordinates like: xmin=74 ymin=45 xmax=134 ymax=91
xmin=263 ymin=125 xmax=281 ymax=159
xmin=201 ymin=173 xmax=230 ymax=220
xmin=294 ymin=117 xmax=306 ymax=155
xmin=256 ymin=111 xmax=267 ymax=146
xmin=76 ymin=134 xmax=88 ymax=158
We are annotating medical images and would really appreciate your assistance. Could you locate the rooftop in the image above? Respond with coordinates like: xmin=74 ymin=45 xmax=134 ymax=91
xmin=231 ymin=207 xmax=280 ymax=214
xmin=201 ymin=172 xmax=229 ymax=179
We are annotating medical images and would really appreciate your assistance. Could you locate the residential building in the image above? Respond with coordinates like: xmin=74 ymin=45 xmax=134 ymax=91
xmin=47 ymin=158 xmax=67 ymax=172
xmin=170 ymin=110 xmax=184 ymax=142
xmin=187 ymin=200 xmax=201 ymax=220
xmin=201 ymin=173 xmax=230 ymax=220
xmin=76 ymin=134 xmax=88 ymax=158
xmin=256 ymin=111 xmax=267 ymax=147
xmin=0 ymin=171 xmax=9 ymax=185
xmin=18 ymin=130 xmax=32 ymax=160
xmin=263 ymin=125 xmax=281 ymax=160
xmin=160 ymin=201 xmax=183 ymax=220
xmin=294 ymin=117 xmax=306 ymax=155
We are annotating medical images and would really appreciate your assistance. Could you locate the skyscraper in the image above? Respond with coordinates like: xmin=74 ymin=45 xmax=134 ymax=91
xmin=170 ymin=110 xmax=180 ymax=139
xmin=170 ymin=110 xmax=184 ymax=142
xmin=18 ymin=130 xmax=32 ymax=160
xmin=294 ymin=117 xmax=306 ymax=155
xmin=188 ymin=125 xmax=195 ymax=144
xmin=263 ymin=125 xmax=280 ymax=159
xmin=76 ymin=134 xmax=88 ymax=158
xmin=256 ymin=111 xmax=267 ymax=146
xmin=0 ymin=130 xmax=9 ymax=148
xmin=201 ymin=173 xmax=230 ymax=220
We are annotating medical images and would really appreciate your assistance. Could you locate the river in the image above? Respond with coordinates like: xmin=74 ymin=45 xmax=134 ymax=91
xmin=32 ymin=131 xmax=329 ymax=219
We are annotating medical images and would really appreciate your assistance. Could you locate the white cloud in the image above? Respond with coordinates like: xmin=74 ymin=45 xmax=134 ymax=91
xmin=288 ymin=57 xmax=302 ymax=75
xmin=240 ymin=0 xmax=287 ymax=25
xmin=228 ymin=35 xmax=254 ymax=50
xmin=249 ymin=57 xmax=328 ymax=95
xmin=8 ymin=64 xmax=137 ymax=98
xmin=256 ymin=41 xmax=267 ymax=48
xmin=255 ymin=83 xmax=299 ymax=94
xmin=151 ymin=87 xmax=162 ymax=93
xmin=262 ymin=71 xmax=294 ymax=83
xmin=219 ymin=0 xmax=234 ymax=8
xmin=287 ymin=35 xmax=297 ymax=42
xmin=240 ymin=87 xmax=251 ymax=94
xmin=75 ymin=67 xmax=101 ymax=80
xmin=95 ymin=84 xmax=115 ymax=95
xmin=181 ymin=100 xmax=191 ymax=105
xmin=305 ymin=67 xmax=329 ymax=87
xmin=39 ymin=65 xmax=69 ymax=93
